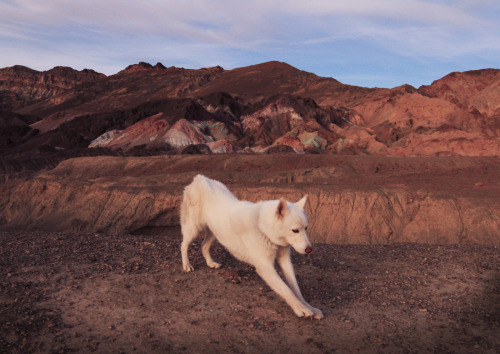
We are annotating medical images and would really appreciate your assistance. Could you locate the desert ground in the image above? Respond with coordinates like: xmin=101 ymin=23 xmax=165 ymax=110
xmin=0 ymin=228 xmax=499 ymax=353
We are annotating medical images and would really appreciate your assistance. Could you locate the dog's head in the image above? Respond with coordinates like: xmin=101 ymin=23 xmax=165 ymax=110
xmin=260 ymin=195 xmax=313 ymax=254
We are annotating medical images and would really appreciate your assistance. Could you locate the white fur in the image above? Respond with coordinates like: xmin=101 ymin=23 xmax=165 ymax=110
xmin=180 ymin=174 xmax=323 ymax=319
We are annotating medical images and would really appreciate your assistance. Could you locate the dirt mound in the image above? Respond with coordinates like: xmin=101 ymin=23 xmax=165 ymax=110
xmin=1 ymin=155 xmax=499 ymax=245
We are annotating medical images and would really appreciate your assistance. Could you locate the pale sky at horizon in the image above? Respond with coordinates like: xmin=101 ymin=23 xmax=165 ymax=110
xmin=0 ymin=0 xmax=499 ymax=88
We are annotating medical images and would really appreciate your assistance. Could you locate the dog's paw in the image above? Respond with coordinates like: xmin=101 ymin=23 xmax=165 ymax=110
xmin=183 ymin=264 xmax=195 ymax=272
xmin=311 ymin=307 xmax=324 ymax=320
xmin=292 ymin=303 xmax=315 ymax=318
xmin=207 ymin=261 xmax=221 ymax=269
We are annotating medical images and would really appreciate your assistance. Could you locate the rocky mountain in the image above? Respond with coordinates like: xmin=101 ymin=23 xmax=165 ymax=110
xmin=0 ymin=65 xmax=105 ymax=112
xmin=1 ymin=61 xmax=499 ymax=156
xmin=419 ymin=69 xmax=500 ymax=117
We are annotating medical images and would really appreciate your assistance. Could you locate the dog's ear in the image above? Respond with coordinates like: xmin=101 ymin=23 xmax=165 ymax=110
xmin=296 ymin=195 xmax=308 ymax=210
xmin=276 ymin=198 xmax=288 ymax=219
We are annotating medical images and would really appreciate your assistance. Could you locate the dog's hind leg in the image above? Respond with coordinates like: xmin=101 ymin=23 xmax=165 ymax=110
xmin=202 ymin=229 xmax=221 ymax=269
xmin=180 ymin=183 xmax=204 ymax=272
xmin=181 ymin=223 xmax=198 ymax=272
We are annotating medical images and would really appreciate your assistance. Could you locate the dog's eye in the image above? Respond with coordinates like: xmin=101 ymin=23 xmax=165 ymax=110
xmin=305 ymin=226 xmax=308 ymax=230
xmin=292 ymin=229 xmax=299 ymax=233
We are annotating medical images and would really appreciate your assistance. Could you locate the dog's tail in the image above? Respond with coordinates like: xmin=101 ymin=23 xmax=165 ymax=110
xmin=180 ymin=175 xmax=208 ymax=236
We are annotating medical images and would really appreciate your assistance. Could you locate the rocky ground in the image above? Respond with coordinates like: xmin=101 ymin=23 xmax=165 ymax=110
xmin=1 ymin=228 xmax=498 ymax=353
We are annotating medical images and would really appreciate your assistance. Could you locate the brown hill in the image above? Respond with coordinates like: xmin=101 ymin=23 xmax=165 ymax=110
xmin=192 ymin=61 xmax=377 ymax=105
xmin=18 ymin=64 xmax=224 ymax=133
xmin=0 ymin=65 xmax=104 ymax=112
xmin=419 ymin=69 xmax=500 ymax=117
xmin=1 ymin=61 xmax=499 ymax=157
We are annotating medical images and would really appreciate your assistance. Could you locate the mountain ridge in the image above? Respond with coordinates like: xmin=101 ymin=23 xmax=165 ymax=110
xmin=1 ymin=61 xmax=499 ymax=156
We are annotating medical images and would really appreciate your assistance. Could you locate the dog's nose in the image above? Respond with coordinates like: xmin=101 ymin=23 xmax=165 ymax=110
xmin=305 ymin=247 xmax=313 ymax=254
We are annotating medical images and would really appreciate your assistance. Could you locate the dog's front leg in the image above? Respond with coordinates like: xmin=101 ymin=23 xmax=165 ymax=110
xmin=255 ymin=263 xmax=316 ymax=319
xmin=278 ymin=247 xmax=323 ymax=320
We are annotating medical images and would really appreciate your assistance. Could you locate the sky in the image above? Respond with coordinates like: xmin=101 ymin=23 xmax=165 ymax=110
xmin=0 ymin=0 xmax=499 ymax=88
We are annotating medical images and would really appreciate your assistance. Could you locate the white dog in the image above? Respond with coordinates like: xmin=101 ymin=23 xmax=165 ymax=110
xmin=180 ymin=174 xmax=323 ymax=320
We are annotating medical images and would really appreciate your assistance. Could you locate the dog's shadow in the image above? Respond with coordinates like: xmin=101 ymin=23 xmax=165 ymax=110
xmin=184 ymin=238 xmax=340 ymax=315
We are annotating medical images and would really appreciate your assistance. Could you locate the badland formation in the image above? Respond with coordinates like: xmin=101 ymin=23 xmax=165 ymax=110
xmin=0 ymin=61 xmax=498 ymax=244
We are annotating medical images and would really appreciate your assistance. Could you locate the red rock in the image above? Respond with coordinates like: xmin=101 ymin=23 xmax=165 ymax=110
xmin=206 ymin=139 xmax=239 ymax=153
xmin=272 ymin=136 xmax=304 ymax=153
